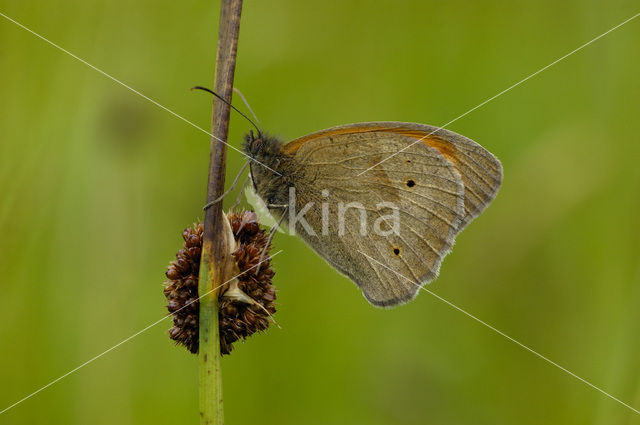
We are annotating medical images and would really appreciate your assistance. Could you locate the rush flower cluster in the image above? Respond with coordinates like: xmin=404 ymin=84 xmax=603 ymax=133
xmin=163 ymin=211 xmax=277 ymax=355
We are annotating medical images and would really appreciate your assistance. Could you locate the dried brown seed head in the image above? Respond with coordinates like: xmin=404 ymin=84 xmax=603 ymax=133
xmin=164 ymin=211 xmax=276 ymax=355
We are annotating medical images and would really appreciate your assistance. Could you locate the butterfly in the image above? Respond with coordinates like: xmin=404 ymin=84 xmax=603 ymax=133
xmin=243 ymin=122 xmax=502 ymax=307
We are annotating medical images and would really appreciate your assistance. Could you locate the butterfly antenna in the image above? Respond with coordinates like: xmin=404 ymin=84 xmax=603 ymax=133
xmin=191 ymin=86 xmax=262 ymax=135
xmin=233 ymin=87 xmax=262 ymax=133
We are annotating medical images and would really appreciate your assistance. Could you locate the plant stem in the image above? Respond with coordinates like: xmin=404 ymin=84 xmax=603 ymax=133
xmin=198 ymin=1 xmax=243 ymax=424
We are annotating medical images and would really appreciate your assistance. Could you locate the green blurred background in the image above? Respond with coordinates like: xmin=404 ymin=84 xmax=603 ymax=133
xmin=1 ymin=1 xmax=640 ymax=424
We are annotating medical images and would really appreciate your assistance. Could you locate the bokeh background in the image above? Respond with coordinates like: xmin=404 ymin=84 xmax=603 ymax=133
xmin=1 ymin=1 xmax=640 ymax=424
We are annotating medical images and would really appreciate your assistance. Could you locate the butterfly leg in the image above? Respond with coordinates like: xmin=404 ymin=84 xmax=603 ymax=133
xmin=255 ymin=207 xmax=287 ymax=275
xmin=203 ymin=160 xmax=250 ymax=210
xmin=230 ymin=173 xmax=251 ymax=211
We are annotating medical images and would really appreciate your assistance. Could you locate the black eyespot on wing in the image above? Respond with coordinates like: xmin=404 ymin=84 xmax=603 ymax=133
xmin=406 ymin=179 xmax=416 ymax=188
xmin=393 ymin=248 xmax=400 ymax=255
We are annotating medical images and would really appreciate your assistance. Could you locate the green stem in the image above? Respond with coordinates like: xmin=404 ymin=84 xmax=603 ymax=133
xmin=198 ymin=254 xmax=225 ymax=425
xmin=198 ymin=1 xmax=243 ymax=424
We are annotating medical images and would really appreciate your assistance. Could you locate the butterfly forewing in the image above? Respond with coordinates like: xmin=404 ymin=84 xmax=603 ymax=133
xmin=417 ymin=129 xmax=503 ymax=229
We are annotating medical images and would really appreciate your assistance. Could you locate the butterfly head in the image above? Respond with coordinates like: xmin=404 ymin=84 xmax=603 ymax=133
xmin=243 ymin=130 xmax=290 ymax=206
xmin=243 ymin=131 xmax=285 ymax=166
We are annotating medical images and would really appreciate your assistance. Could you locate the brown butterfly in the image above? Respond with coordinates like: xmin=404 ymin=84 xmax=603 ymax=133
xmin=244 ymin=122 xmax=502 ymax=307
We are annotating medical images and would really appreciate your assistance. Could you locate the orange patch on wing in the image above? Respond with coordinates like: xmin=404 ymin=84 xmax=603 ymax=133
xmin=281 ymin=125 xmax=460 ymax=166
xmin=385 ymin=129 xmax=460 ymax=165
xmin=418 ymin=136 xmax=459 ymax=165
